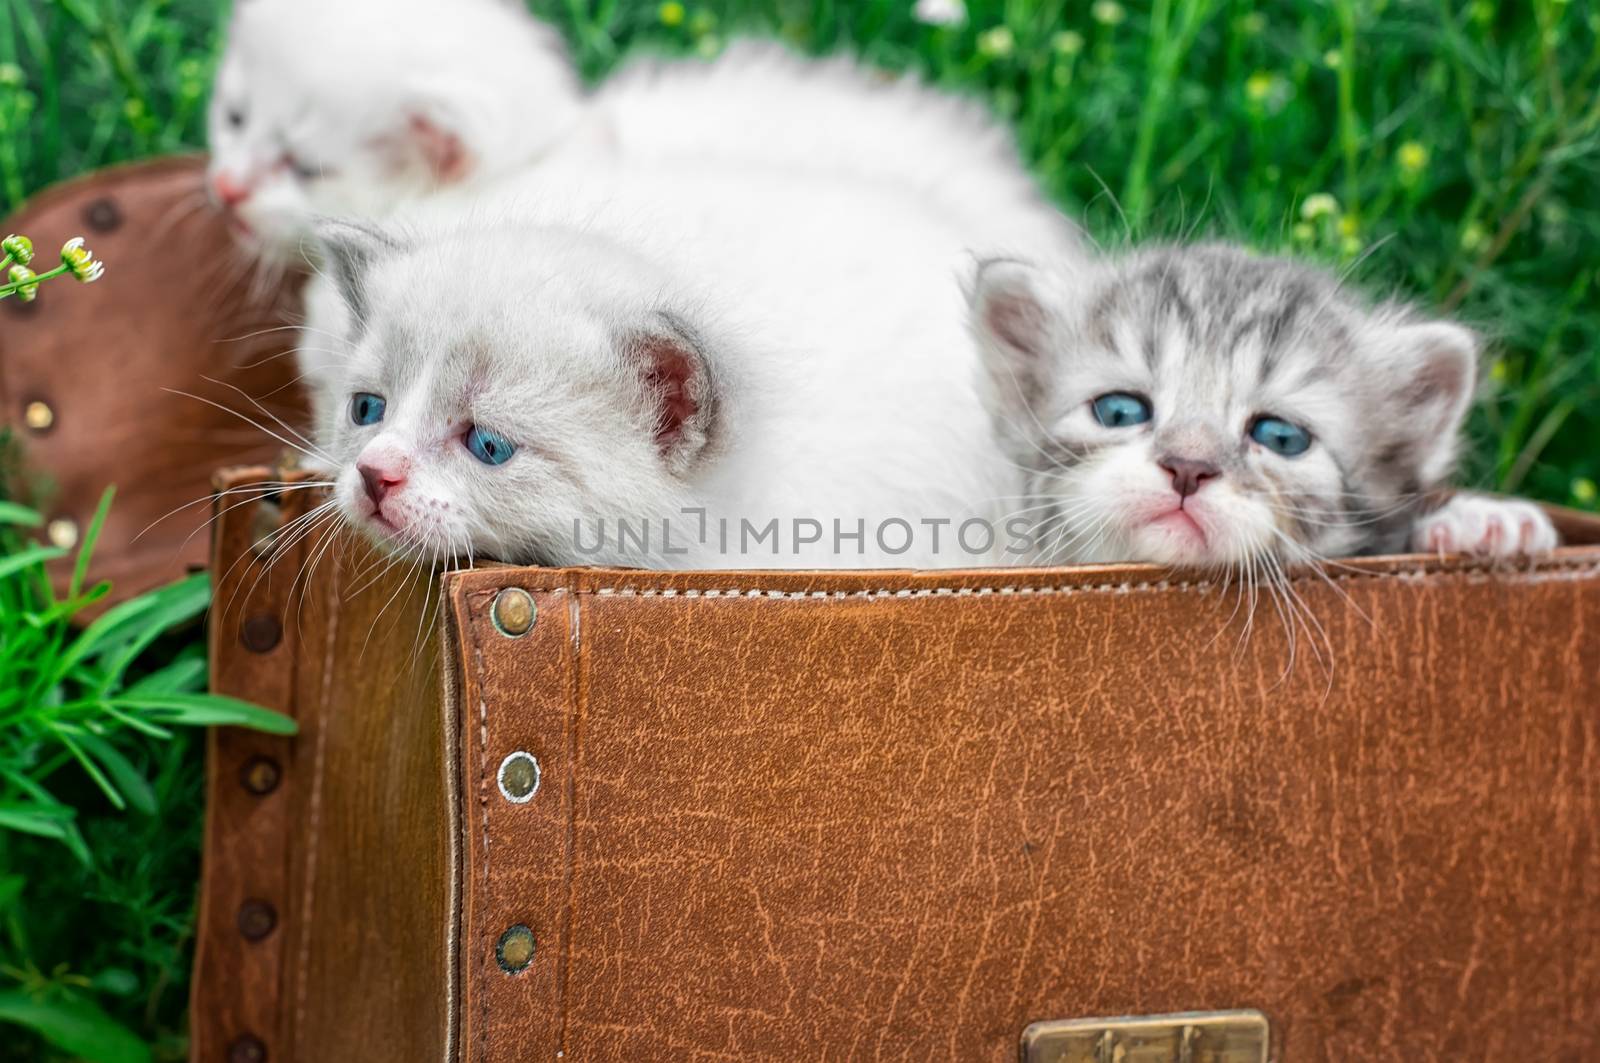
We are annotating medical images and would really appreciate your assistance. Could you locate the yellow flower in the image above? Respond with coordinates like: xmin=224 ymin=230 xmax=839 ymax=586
xmin=1338 ymin=215 xmax=1360 ymax=238
xmin=60 ymin=237 xmax=105 ymax=283
xmin=1340 ymin=234 xmax=1363 ymax=256
xmin=1574 ymin=478 xmax=1598 ymax=505
xmin=1092 ymin=1 xmax=1125 ymax=25
xmin=1052 ymin=30 xmax=1084 ymax=56
xmin=1300 ymin=193 xmax=1339 ymax=220
xmin=1245 ymin=70 xmax=1277 ymax=104
xmin=977 ymin=25 xmax=1014 ymax=58
xmin=8 ymin=265 xmax=38 ymax=302
xmin=1397 ymin=140 xmax=1429 ymax=174
xmin=657 ymin=1 xmax=684 ymax=27
xmin=2 ymin=233 xmax=32 ymax=265
xmin=1323 ymin=49 xmax=1342 ymax=69
xmin=1291 ymin=222 xmax=1315 ymax=243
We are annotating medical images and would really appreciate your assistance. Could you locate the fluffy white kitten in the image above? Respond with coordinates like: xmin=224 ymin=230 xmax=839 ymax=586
xmin=968 ymin=244 xmax=1559 ymax=568
xmin=207 ymin=0 xmax=579 ymax=257
xmin=208 ymin=0 xmax=1069 ymax=260
xmin=308 ymin=160 xmax=1020 ymax=569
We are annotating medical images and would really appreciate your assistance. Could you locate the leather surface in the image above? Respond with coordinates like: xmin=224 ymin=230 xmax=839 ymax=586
xmin=0 ymin=158 xmax=305 ymax=608
xmin=445 ymin=541 xmax=1600 ymax=1062
xmin=197 ymin=467 xmax=1600 ymax=1061
xmin=193 ymin=467 xmax=450 ymax=1063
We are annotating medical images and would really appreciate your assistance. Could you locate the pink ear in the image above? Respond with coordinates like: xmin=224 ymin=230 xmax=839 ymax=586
xmin=637 ymin=334 xmax=700 ymax=451
xmin=407 ymin=113 xmax=471 ymax=182
xmin=625 ymin=320 xmax=715 ymax=471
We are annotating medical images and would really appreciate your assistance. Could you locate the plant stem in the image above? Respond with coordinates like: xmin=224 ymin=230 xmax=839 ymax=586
xmin=0 ymin=263 xmax=67 ymax=297
xmin=1334 ymin=0 xmax=1361 ymax=227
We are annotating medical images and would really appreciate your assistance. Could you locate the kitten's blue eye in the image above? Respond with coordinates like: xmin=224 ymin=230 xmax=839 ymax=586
xmin=463 ymin=425 xmax=515 ymax=466
xmin=1091 ymin=392 xmax=1153 ymax=428
xmin=349 ymin=392 xmax=385 ymax=426
xmin=1250 ymin=416 xmax=1313 ymax=456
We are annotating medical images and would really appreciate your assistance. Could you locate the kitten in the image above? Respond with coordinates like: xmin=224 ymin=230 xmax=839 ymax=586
xmin=208 ymin=0 xmax=1069 ymax=262
xmin=207 ymin=0 xmax=580 ymax=259
xmin=306 ymin=159 xmax=1018 ymax=569
xmin=967 ymin=243 xmax=1558 ymax=568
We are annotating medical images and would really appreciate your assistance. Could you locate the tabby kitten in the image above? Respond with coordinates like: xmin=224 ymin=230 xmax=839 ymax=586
xmin=968 ymin=243 xmax=1558 ymax=567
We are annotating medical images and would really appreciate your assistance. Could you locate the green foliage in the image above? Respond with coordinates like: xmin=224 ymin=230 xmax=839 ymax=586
xmin=0 ymin=486 xmax=294 ymax=1061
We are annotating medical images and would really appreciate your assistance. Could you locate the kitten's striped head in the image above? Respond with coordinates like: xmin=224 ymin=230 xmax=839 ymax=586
xmin=970 ymin=244 xmax=1477 ymax=568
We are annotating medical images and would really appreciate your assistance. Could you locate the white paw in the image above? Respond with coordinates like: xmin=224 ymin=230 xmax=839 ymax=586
xmin=1410 ymin=494 xmax=1560 ymax=557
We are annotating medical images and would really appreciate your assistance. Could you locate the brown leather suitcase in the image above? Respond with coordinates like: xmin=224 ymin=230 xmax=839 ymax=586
xmin=0 ymin=159 xmax=305 ymax=607
xmin=193 ymin=464 xmax=1600 ymax=1062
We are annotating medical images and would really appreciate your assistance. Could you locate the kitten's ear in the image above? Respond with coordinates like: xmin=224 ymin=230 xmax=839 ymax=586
xmin=407 ymin=112 xmax=473 ymax=183
xmin=312 ymin=218 xmax=403 ymax=327
xmin=967 ymin=258 xmax=1059 ymax=438
xmin=621 ymin=313 xmax=717 ymax=474
xmin=1390 ymin=320 xmax=1479 ymax=485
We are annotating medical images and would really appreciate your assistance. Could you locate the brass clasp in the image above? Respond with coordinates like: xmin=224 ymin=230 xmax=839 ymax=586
xmin=1021 ymin=1010 xmax=1269 ymax=1063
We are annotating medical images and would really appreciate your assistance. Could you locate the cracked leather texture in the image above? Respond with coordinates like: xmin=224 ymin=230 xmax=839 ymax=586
xmin=447 ymin=546 xmax=1600 ymax=1062
xmin=196 ymin=470 xmax=1600 ymax=1062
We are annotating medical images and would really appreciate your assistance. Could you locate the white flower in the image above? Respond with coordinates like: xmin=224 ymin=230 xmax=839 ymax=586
xmin=914 ymin=0 xmax=966 ymax=27
xmin=60 ymin=236 xmax=105 ymax=283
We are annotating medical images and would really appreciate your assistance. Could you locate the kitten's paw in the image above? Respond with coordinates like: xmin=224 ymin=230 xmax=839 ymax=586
xmin=1410 ymin=494 xmax=1559 ymax=557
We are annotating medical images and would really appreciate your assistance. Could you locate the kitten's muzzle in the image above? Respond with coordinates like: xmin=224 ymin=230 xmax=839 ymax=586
xmin=1158 ymin=457 xmax=1221 ymax=500
xmin=211 ymin=172 xmax=252 ymax=210
xmin=359 ymin=462 xmax=405 ymax=507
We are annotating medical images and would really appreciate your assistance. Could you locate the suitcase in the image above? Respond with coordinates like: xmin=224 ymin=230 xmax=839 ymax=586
xmin=192 ymin=463 xmax=1600 ymax=1061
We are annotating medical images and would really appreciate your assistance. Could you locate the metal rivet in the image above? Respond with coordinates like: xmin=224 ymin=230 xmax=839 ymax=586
xmin=23 ymin=400 xmax=53 ymax=432
xmin=46 ymin=517 xmax=78 ymax=550
xmin=497 ymin=752 xmax=541 ymax=804
xmin=240 ymin=613 xmax=282 ymax=654
xmin=227 ymin=1035 xmax=267 ymax=1063
xmin=491 ymin=587 xmax=535 ymax=637
xmin=237 ymin=899 xmax=277 ymax=941
xmin=83 ymin=196 xmax=122 ymax=233
xmin=240 ymin=756 xmax=281 ymax=796
xmin=496 ymin=924 xmax=536 ymax=974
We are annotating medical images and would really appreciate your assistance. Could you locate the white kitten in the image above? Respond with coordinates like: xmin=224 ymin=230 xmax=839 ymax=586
xmin=207 ymin=0 xmax=579 ymax=258
xmin=208 ymin=0 xmax=1069 ymax=261
xmin=968 ymin=244 xmax=1559 ymax=568
xmin=309 ymin=160 xmax=1021 ymax=569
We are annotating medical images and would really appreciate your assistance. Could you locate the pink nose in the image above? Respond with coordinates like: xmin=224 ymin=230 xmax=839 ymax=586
xmin=358 ymin=461 xmax=406 ymax=507
xmin=1159 ymin=457 xmax=1220 ymax=499
xmin=212 ymin=173 xmax=252 ymax=209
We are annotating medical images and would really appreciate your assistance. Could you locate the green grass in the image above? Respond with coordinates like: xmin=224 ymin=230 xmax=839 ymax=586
xmin=0 ymin=463 xmax=294 ymax=1063
xmin=1 ymin=1 xmax=1598 ymax=1059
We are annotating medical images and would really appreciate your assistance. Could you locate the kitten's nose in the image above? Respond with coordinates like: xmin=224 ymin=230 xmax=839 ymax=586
xmin=358 ymin=462 xmax=406 ymax=507
xmin=1159 ymin=457 xmax=1221 ymax=499
xmin=211 ymin=173 xmax=251 ymax=209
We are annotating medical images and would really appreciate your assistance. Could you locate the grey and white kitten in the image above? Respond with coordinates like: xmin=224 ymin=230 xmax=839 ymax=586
xmin=968 ymin=243 xmax=1558 ymax=568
